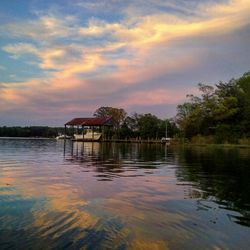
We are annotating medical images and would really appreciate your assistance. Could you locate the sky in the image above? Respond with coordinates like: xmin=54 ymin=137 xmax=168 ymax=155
xmin=0 ymin=0 xmax=250 ymax=126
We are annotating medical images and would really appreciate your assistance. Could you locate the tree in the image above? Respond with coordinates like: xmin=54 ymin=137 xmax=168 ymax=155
xmin=176 ymin=102 xmax=200 ymax=137
xmin=94 ymin=106 xmax=127 ymax=129
xmin=175 ymin=70 xmax=250 ymax=141
xmin=136 ymin=113 xmax=161 ymax=139
xmin=124 ymin=113 xmax=140 ymax=132
xmin=236 ymin=72 xmax=250 ymax=134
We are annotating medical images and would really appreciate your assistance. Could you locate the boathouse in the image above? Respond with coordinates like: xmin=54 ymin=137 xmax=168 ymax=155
xmin=64 ymin=117 xmax=113 ymax=141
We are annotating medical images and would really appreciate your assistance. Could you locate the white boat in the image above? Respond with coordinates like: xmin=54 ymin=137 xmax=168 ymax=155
xmin=56 ymin=134 xmax=71 ymax=140
xmin=161 ymin=137 xmax=171 ymax=144
xmin=74 ymin=129 xmax=102 ymax=141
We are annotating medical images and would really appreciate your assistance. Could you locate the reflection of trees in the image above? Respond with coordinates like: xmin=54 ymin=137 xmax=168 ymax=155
xmin=65 ymin=142 xmax=175 ymax=180
xmin=175 ymin=146 xmax=250 ymax=226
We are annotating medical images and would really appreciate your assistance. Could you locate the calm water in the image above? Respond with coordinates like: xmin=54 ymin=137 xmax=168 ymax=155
xmin=0 ymin=139 xmax=250 ymax=249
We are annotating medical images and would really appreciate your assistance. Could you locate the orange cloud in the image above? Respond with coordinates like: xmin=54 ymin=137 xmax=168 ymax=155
xmin=115 ymin=0 xmax=250 ymax=50
xmin=1 ymin=0 xmax=250 ymax=119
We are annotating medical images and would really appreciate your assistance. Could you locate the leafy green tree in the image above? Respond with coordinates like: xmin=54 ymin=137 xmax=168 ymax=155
xmin=94 ymin=106 xmax=127 ymax=129
xmin=236 ymin=72 xmax=250 ymax=134
xmin=124 ymin=113 xmax=140 ymax=132
xmin=176 ymin=70 xmax=250 ymax=142
xmin=159 ymin=119 xmax=180 ymax=138
xmin=137 ymin=113 xmax=161 ymax=139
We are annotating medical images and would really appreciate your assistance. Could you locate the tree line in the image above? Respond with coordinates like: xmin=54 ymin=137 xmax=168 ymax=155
xmin=0 ymin=70 xmax=249 ymax=143
xmin=176 ymin=70 xmax=250 ymax=143
xmin=0 ymin=110 xmax=179 ymax=140
xmin=94 ymin=107 xmax=179 ymax=139
xmin=0 ymin=126 xmax=63 ymax=138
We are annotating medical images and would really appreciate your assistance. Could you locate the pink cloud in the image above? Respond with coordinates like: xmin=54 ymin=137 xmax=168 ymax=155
xmin=119 ymin=88 xmax=188 ymax=108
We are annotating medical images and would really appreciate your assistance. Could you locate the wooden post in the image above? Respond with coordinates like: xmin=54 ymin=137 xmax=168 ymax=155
xmin=82 ymin=125 xmax=84 ymax=140
xmin=102 ymin=126 xmax=104 ymax=141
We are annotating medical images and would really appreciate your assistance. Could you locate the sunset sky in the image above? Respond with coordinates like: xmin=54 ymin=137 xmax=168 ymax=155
xmin=0 ymin=0 xmax=250 ymax=126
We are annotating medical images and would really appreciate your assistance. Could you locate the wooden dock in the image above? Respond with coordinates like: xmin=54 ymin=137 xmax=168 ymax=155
xmin=100 ymin=139 xmax=169 ymax=144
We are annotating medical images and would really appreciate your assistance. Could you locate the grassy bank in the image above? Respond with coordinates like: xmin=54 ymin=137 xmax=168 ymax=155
xmin=183 ymin=135 xmax=250 ymax=148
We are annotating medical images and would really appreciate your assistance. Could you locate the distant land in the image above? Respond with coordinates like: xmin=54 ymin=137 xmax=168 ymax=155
xmin=1 ymin=70 xmax=250 ymax=145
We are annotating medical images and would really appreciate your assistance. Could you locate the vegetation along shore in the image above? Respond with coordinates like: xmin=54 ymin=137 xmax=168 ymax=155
xmin=1 ymin=70 xmax=249 ymax=145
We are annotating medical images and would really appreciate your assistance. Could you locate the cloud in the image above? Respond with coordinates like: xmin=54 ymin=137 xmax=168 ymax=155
xmin=1 ymin=12 xmax=78 ymax=41
xmin=1 ymin=0 xmax=250 ymax=124
xmin=0 ymin=65 xmax=6 ymax=71
xmin=119 ymin=89 xmax=187 ymax=108
xmin=116 ymin=1 xmax=250 ymax=51
xmin=79 ymin=19 xmax=122 ymax=37
xmin=2 ymin=43 xmax=39 ymax=59
xmin=3 ymin=0 xmax=250 ymax=67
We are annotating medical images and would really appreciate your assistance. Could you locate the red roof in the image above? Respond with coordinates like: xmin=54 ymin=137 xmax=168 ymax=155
xmin=65 ymin=117 xmax=113 ymax=126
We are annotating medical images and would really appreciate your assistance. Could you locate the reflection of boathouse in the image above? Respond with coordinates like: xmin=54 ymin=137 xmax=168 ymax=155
xmin=64 ymin=117 xmax=113 ymax=141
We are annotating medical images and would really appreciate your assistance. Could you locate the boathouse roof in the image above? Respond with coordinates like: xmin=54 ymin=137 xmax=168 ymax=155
xmin=65 ymin=117 xmax=113 ymax=126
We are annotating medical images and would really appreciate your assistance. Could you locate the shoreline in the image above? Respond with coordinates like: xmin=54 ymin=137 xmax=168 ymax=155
xmin=183 ymin=143 xmax=250 ymax=148
xmin=0 ymin=136 xmax=54 ymax=140
xmin=1 ymin=137 xmax=250 ymax=148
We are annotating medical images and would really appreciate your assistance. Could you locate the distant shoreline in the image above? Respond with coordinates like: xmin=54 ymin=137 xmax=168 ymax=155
xmin=0 ymin=137 xmax=54 ymax=140
xmin=1 ymin=137 xmax=250 ymax=148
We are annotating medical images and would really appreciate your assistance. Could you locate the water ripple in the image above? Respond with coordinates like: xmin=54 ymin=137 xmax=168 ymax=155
xmin=1 ymin=139 xmax=250 ymax=249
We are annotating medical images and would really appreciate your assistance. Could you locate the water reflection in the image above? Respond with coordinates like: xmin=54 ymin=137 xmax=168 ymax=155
xmin=175 ymin=146 xmax=250 ymax=227
xmin=1 ymin=139 xmax=250 ymax=249
xmin=64 ymin=142 xmax=171 ymax=182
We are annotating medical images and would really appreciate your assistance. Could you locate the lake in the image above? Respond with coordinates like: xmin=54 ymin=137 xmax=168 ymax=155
xmin=0 ymin=139 xmax=250 ymax=249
